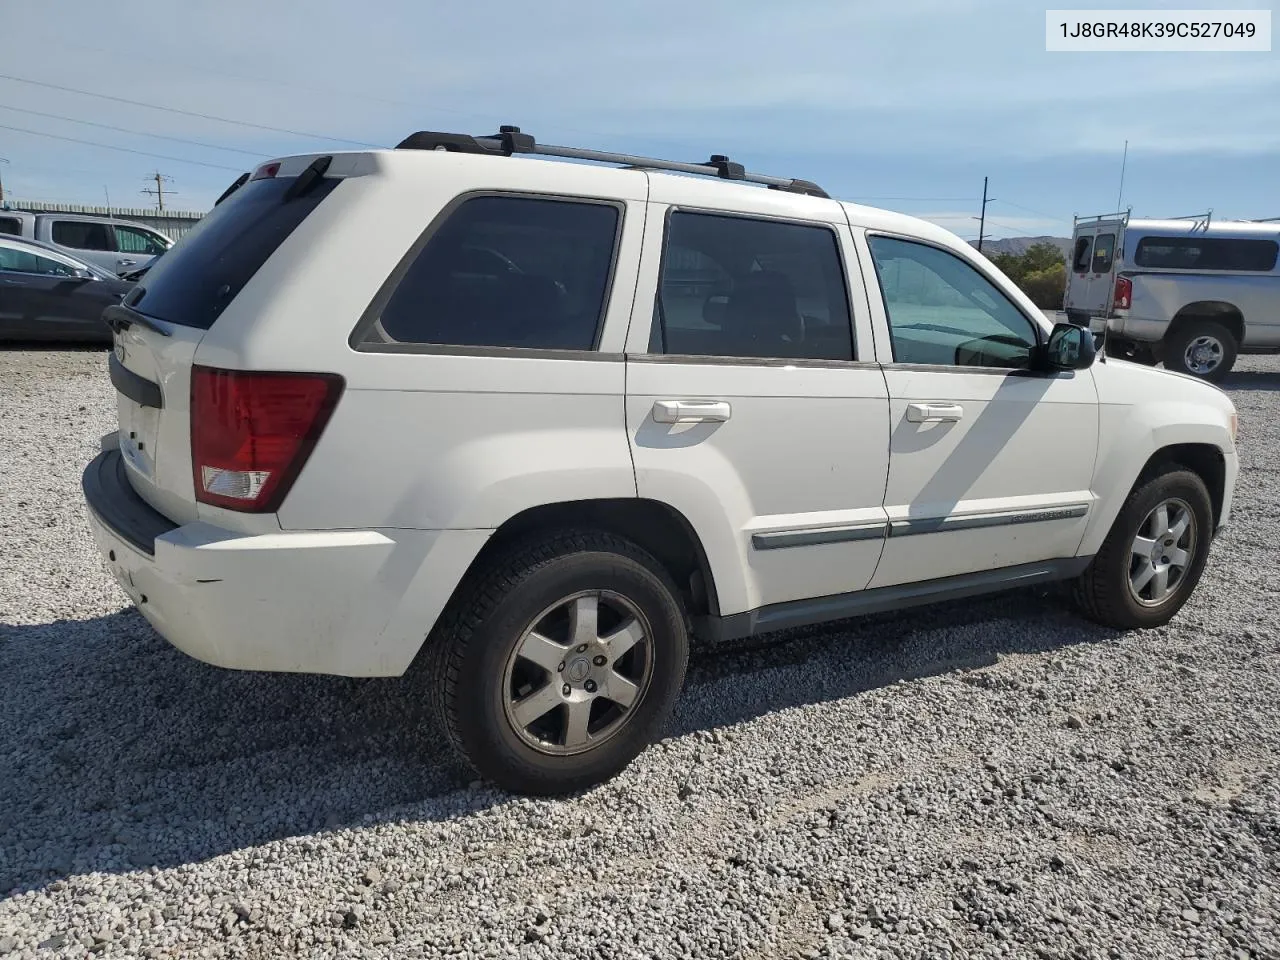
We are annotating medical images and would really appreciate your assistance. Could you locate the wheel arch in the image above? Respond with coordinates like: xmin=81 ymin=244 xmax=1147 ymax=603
xmin=1167 ymin=301 xmax=1245 ymax=345
xmin=1078 ymin=406 xmax=1234 ymax=558
xmin=1137 ymin=442 xmax=1227 ymax=527
xmin=456 ymin=498 xmax=723 ymax=621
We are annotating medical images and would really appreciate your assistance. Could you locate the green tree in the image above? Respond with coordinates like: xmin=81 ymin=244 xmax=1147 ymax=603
xmin=986 ymin=242 xmax=1066 ymax=309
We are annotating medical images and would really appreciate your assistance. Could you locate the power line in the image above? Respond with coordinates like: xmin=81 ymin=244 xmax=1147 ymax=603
xmin=6 ymin=36 xmax=710 ymax=153
xmin=989 ymin=198 xmax=1072 ymax=226
xmin=982 ymin=217 xmax=1053 ymax=235
xmin=0 ymin=122 xmax=245 ymax=171
xmin=0 ymin=103 xmax=268 ymax=158
xmin=850 ymin=196 xmax=975 ymax=202
xmin=0 ymin=72 xmax=382 ymax=148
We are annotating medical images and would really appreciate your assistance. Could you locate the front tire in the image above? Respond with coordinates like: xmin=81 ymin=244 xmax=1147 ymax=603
xmin=1163 ymin=319 xmax=1237 ymax=382
xmin=429 ymin=530 xmax=689 ymax=796
xmin=1073 ymin=467 xmax=1214 ymax=629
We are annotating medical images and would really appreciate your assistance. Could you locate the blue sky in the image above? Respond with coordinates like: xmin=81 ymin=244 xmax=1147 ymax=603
xmin=2 ymin=0 xmax=1277 ymax=240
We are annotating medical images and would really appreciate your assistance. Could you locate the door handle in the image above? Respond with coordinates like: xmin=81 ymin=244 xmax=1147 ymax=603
xmin=907 ymin=402 xmax=964 ymax=423
xmin=117 ymin=259 xmax=137 ymax=267
xmin=652 ymin=400 xmax=732 ymax=424
xmin=1 ymin=278 xmax=25 ymax=286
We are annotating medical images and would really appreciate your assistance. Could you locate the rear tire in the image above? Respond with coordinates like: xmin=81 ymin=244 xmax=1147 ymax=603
xmin=429 ymin=530 xmax=688 ymax=796
xmin=1073 ymin=467 xmax=1214 ymax=629
xmin=1163 ymin=319 xmax=1237 ymax=382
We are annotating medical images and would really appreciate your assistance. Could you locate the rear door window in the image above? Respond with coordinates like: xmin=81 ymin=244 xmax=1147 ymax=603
xmin=650 ymin=211 xmax=854 ymax=361
xmin=1090 ymin=233 xmax=1116 ymax=272
xmin=1071 ymin=236 xmax=1092 ymax=272
xmin=360 ymin=195 xmax=621 ymax=351
xmin=0 ymin=217 xmax=20 ymax=237
xmin=126 ymin=174 xmax=340 ymax=329
xmin=52 ymin=220 xmax=112 ymax=251
xmin=0 ymin=244 xmax=77 ymax=276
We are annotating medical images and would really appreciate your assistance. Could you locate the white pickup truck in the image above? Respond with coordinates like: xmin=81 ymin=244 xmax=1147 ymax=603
xmin=1064 ymin=211 xmax=1280 ymax=381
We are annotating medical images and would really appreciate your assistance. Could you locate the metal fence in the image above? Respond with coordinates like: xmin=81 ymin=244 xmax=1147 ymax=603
xmin=3 ymin=200 xmax=207 ymax=240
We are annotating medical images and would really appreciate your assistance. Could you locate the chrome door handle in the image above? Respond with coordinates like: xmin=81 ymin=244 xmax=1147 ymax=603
xmin=652 ymin=399 xmax=732 ymax=424
xmin=117 ymin=259 xmax=137 ymax=267
xmin=907 ymin=402 xmax=963 ymax=423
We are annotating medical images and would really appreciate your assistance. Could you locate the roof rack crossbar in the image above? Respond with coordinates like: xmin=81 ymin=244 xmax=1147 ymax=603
xmin=394 ymin=126 xmax=829 ymax=198
xmin=1072 ymin=210 xmax=1131 ymax=225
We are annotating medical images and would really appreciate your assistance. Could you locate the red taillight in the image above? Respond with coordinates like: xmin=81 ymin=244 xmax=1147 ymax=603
xmin=190 ymin=366 xmax=343 ymax=513
xmin=1114 ymin=276 xmax=1132 ymax=310
xmin=251 ymin=162 xmax=281 ymax=181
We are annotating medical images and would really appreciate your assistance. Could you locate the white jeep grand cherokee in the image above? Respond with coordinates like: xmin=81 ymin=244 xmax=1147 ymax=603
xmin=82 ymin=127 xmax=1238 ymax=795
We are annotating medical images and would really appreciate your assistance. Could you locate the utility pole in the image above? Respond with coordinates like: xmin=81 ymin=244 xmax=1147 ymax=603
xmin=974 ymin=176 xmax=996 ymax=253
xmin=0 ymin=158 xmax=9 ymax=206
xmin=141 ymin=171 xmax=176 ymax=211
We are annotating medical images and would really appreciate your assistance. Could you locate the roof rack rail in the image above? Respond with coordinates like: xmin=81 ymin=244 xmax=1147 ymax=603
xmin=1072 ymin=209 xmax=1131 ymax=227
xmin=394 ymin=125 xmax=830 ymax=199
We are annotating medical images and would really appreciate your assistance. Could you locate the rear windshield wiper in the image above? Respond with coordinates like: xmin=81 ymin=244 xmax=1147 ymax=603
xmin=214 ymin=172 xmax=250 ymax=206
xmin=283 ymin=156 xmax=333 ymax=202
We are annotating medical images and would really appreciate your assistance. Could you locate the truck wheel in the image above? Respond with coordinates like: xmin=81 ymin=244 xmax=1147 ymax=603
xmin=1073 ymin=467 xmax=1214 ymax=630
xmin=1163 ymin=320 xmax=1237 ymax=382
xmin=429 ymin=530 xmax=688 ymax=796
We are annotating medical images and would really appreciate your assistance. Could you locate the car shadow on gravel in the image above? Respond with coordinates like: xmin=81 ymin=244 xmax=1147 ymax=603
xmin=673 ymin=583 xmax=1115 ymax=734
xmin=0 ymin=586 xmax=1115 ymax=896
xmin=1220 ymin=372 xmax=1280 ymax=393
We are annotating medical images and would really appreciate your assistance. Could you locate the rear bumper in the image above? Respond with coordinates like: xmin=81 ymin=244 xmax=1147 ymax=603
xmin=1105 ymin=313 xmax=1167 ymax=343
xmin=81 ymin=449 xmax=488 ymax=677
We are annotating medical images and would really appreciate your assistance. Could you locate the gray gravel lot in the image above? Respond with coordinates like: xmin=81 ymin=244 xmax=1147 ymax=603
xmin=2 ymin=346 xmax=1279 ymax=959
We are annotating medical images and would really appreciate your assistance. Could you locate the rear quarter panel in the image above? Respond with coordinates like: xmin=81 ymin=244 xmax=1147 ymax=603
xmin=1125 ymin=273 xmax=1280 ymax=345
xmin=191 ymin=151 xmax=651 ymax=536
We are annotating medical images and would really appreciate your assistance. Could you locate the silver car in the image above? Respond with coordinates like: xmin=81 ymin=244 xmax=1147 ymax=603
xmin=0 ymin=210 xmax=173 ymax=277
xmin=1065 ymin=211 xmax=1280 ymax=381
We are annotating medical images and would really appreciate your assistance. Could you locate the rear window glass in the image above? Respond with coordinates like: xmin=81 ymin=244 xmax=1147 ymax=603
xmin=360 ymin=195 xmax=620 ymax=351
xmin=1134 ymin=236 xmax=1279 ymax=272
xmin=0 ymin=217 xmax=20 ymax=237
xmin=1071 ymin=236 xmax=1092 ymax=272
xmin=127 ymin=175 xmax=340 ymax=330
xmin=1090 ymin=233 xmax=1116 ymax=272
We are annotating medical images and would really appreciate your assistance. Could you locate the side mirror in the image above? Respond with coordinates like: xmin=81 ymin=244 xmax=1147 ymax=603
xmin=1042 ymin=321 xmax=1096 ymax=371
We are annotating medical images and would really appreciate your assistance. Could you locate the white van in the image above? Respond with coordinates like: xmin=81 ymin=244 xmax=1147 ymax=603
xmin=1064 ymin=211 xmax=1280 ymax=381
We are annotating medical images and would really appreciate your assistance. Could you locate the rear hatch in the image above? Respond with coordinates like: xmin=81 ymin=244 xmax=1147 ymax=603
xmin=105 ymin=159 xmax=342 ymax=524
xmin=1064 ymin=219 xmax=1124 ymax=318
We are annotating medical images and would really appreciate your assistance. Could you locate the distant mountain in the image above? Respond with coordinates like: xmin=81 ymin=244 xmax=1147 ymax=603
xmin=970 ymin=236 xmax=1072 ymax=258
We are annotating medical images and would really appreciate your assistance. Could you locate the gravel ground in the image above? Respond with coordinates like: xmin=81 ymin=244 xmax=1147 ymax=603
xmin=2 ymin=346 xmax=1279 ymax=960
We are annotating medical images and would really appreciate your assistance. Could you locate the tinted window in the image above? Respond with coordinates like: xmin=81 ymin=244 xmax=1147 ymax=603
xmin=1091 ymin=233 xmax=1116 ymax=272
xmin=127 ymin=175 xmax=339 ymax=330
xmin=51 ymin=220 xmax=111 ymax=251
xmin=0 ymin=245 xmax=77 ymax=276
xmin=0 ymin=217 xmax=20 ymax=237
xmin=652 ymin=212 xmax=853 ymax=361
xmin=868 ymin=236 xmax=1038 ymax=369
xmin=1134 ymin=236 xmax=1279 ymax=272
xmin=366 ymin=196 xmax=620 ymax=350
xmin=1071 ymin=236 xmax=1092 ymax=272
xmin=115 ymin=225 xmax=168 ymax=256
